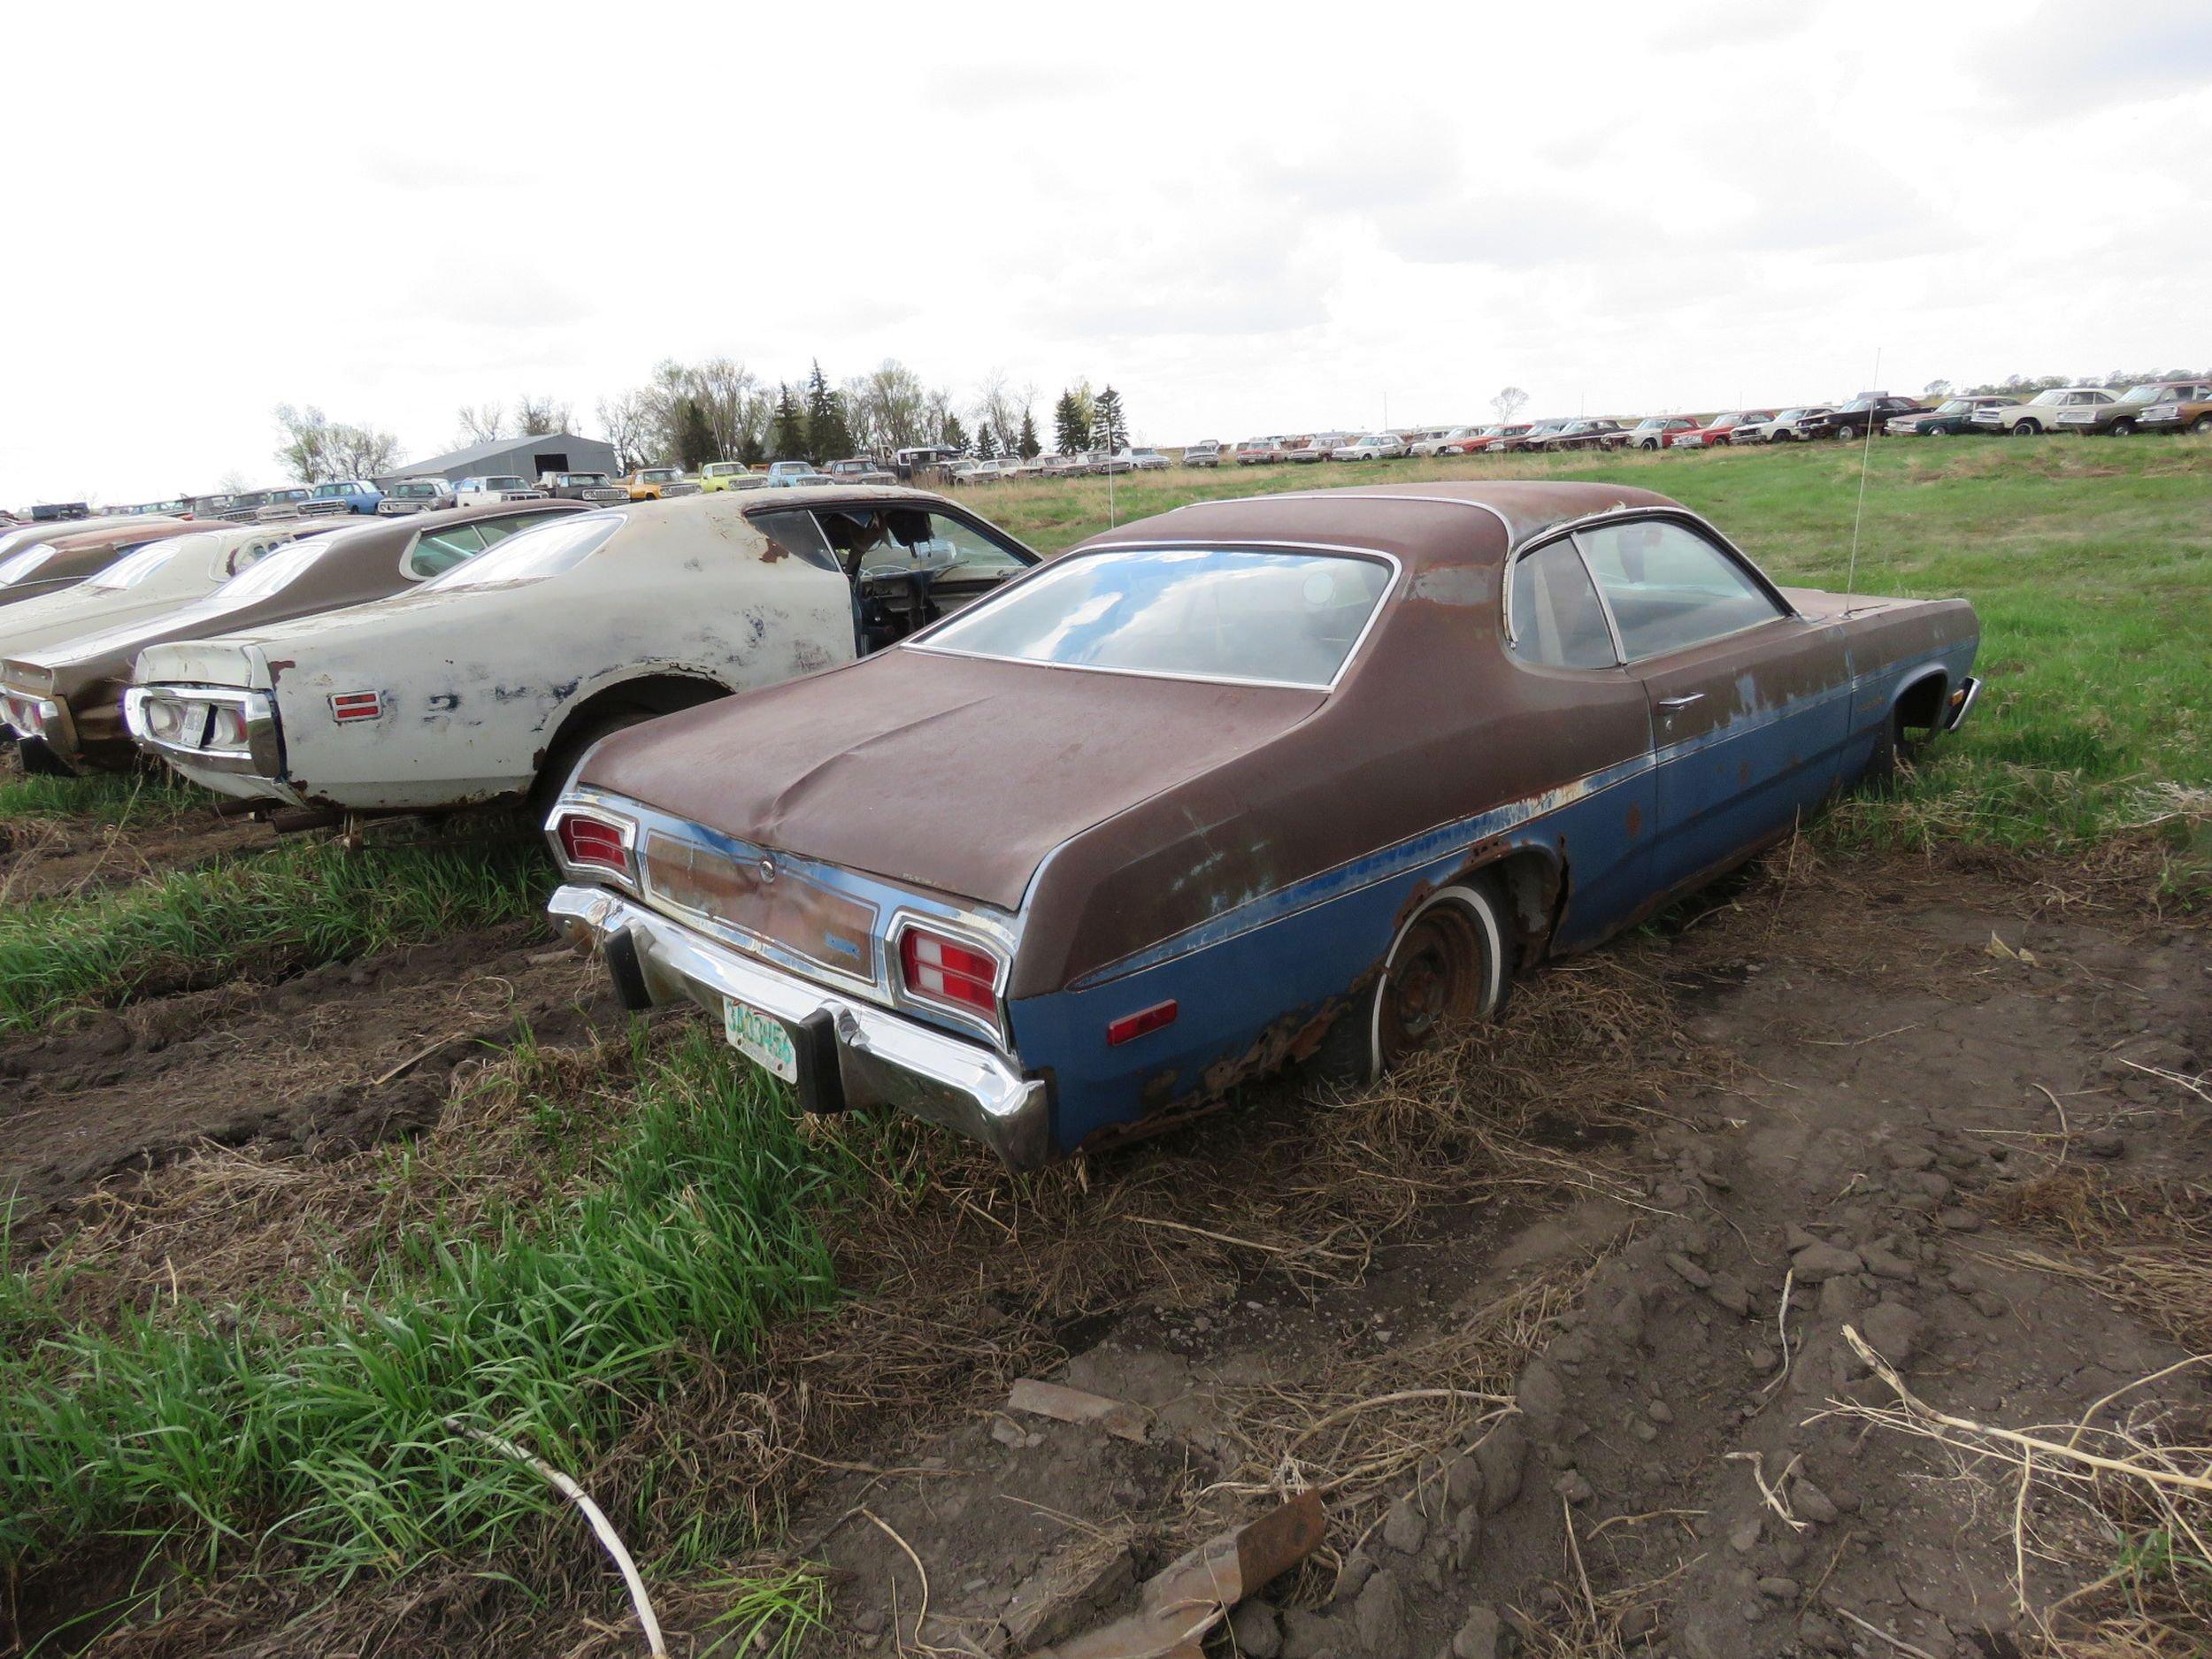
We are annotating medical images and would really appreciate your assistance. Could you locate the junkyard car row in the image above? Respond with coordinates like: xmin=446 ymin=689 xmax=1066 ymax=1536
xmin=2 ymin=465 xmax=1982 ymax=1171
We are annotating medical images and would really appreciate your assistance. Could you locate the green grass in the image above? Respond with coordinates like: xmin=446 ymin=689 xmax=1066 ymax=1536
xmin=0 ymin=1031 xmax=844 ymax=1587
xmin=983 ymin=438 xmax=2212 ymax=864
xmin=0 ymin=837 xmax=545 ymax=1031
xmin=0 ymin=766 xmax=208 ymax=826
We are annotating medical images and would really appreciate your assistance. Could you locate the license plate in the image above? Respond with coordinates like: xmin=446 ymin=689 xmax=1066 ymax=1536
xmin=722 ymin=997 xmax=798 ymax=1082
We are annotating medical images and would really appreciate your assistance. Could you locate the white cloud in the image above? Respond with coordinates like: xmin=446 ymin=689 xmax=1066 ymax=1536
xmin=0 ymin=1 xmax=2200 ymax=501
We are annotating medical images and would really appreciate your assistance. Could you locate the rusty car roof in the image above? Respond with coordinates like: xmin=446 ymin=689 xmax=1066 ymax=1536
xmin=1079 ymin=480 xmax=1684 ymax=566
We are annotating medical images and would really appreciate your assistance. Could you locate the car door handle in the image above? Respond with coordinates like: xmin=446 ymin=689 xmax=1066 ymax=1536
xmin=1657 ymin=694 xmax=1705 ymax=711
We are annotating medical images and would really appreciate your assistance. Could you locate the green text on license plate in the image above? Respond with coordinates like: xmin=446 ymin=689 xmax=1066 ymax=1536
xmin=722 ymin=997 xmax=798 ymax=1082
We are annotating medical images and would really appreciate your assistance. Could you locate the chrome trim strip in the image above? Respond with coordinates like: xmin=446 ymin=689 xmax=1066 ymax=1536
xmin=549 ymin=884 xmax=1051 ymax=1168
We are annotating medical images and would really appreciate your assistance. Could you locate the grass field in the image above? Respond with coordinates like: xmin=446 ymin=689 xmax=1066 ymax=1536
xmin=0 ymin=436 xmax=2205 ymax=1649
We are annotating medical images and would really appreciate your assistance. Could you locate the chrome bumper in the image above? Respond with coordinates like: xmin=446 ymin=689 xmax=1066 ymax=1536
xmin=1945 ymin=675 xmax=1982 ymax=733
xmin=548 ymin=884 xmax=1054 ymax=1169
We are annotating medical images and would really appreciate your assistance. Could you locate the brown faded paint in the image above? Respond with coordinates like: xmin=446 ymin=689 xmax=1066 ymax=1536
xmin=577 ymin=480 xmax=1978 ymax=1002
xmin=5 ymin=500 xmax=590 ymax=770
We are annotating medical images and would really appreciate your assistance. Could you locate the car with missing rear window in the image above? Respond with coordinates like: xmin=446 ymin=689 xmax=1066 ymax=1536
xmin=2058 ymin=380 xmax=2212 ymax=437
xmin=543 ymin=480 xmax=1980 ymax=1170
xmin=127 ymin=488 xmax=1040 ymax=822
xmin=2 ymin=501 xmax=586 ymax=775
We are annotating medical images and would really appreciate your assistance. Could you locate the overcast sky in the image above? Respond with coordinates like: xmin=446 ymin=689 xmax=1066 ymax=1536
xmin=5 ymin=3 xmax=2206 ymax=504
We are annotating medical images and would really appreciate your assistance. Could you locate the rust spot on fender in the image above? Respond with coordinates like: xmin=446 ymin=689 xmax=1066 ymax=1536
xmin=1624 ymin=801 xmax=1642 ymax=837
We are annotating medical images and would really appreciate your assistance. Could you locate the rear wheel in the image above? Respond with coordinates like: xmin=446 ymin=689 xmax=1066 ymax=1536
xmin=2111 ymin=419 xmax=2136 ymax=436
xmin=1308 ymin=880 xmax=1512 ymax=1091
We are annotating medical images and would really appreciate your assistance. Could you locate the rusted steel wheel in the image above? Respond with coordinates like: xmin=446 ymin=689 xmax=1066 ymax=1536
xmin=1310 ymin=881 xmax=1512 ymax=1091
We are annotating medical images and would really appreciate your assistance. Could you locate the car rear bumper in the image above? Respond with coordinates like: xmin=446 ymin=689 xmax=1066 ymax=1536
xmin=1945 ymin=676 xmax=1982 ymax=733
xmin=548 ymin=883 xmax=1055 ymax=1169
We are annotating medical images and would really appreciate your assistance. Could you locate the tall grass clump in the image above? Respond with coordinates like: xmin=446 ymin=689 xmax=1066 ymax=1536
xmin=0 ymin=837 xmax=544 ymax=1030
xmin=0 ymin=767 xmax=205 ymax=826
xmin=0 ymin=1031 xmax=843 ymax=1579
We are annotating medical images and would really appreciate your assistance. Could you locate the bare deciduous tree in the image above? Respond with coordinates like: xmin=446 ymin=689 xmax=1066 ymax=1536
xmin=596 ymin=391 xmax=653 ymax=475
xmin=455 ymin=402 xmax=505 ymax=447
xmin=273 ymin=404 xmax=402 ymax=483
xmin=1490 ymin=386 xmax=1530 ymax=424
xmin=515 ymin=394 xmax=572 ymax=436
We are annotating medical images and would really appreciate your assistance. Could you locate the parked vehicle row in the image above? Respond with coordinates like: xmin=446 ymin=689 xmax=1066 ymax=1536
xmin=3 ymin=466 xmax=1984 ymax=1180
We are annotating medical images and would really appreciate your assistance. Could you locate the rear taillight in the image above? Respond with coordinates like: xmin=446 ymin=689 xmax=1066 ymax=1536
xmin=899 ymin=926 xmax=1001 ymax=1021
xmin=210 ymin=704 xmax=248 ymax=749
xmin=556 ymin=811 xmax=633 ymax=880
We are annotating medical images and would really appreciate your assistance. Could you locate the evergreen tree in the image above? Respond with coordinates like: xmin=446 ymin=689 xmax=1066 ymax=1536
xmin=941 ymin=412 xmax=970 ymax=457
xmin=975 ymin=423 xmax=998 ymax=460
xmin=768 ymin=383 xmax=807 ymax=461
xmin=1052 ymin=390 xmax=1087 ymax=455
xmin=803 ymin=358 xmax=852 ymax=462
xmin=1092 ymin=385 xmax=1129 ymax=452
xmin=1018 ymin=408 xmax=1041 ymax=459
xmin=674 ymin=398 xmax=717 ymax=471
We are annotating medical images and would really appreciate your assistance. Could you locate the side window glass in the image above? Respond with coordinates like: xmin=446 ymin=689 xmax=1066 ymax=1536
xmin=406 ymin=522 xmax=488 ymax=579
xmin=915 ymin=512 xmax=1026 ymax=578
xmin=1509 ymin=541 xmax=1617 ymax=670
xmin=747 ymin=510 xmax=840 ymax=572
xmin=1573 ymin=519 xmax=1782 ymax=661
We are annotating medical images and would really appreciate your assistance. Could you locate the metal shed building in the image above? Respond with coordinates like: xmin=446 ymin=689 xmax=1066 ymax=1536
xmin=380 ymin=432 xmax=620 ymax=488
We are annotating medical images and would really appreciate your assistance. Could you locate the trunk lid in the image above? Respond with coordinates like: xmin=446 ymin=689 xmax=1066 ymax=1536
xmin=579 ymin=647 xmax=1327 ymax=913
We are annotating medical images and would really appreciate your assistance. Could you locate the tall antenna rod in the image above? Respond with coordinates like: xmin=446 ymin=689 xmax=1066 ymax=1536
xmin=1844 ymin=346 xmax=1881 ymax=616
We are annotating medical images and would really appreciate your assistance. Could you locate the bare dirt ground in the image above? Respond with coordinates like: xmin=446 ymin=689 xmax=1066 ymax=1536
xmin=4 ymin=830 xmax=2205 ymax=1659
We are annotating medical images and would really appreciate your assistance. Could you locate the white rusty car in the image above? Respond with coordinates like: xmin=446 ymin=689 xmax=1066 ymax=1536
xmin=126 ymin=486 xmax=1040 ymax=819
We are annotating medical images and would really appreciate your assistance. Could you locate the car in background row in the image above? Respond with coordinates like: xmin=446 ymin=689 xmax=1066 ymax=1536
xmin=6 ymin=501 xmax=588 ymax=774
xmin=255 ymin=488 xmax=313 ymax=521
xmin=2139 ymin=388 xmax=2212 ymax=435
xmin=1125 ymin=448 xmax=1171 ymax=471
xmin=0 ymin=525 xmax=316 ymax=701
xmin=0 ymin=517 xmax=199 ymax=612
xmin=1333 ymin=433 xmax=1408 ymax=461
xmin=1494 ymin=419 xmax=1570 ymax=452
xmin=1623 ymin=417 xmax=1699 ymax=450
xmin=1730 ymin=408 xmax=1829 ymax=444
xmin=1183 ymin=441 xmax=1222 ymax=467
xmin=1886 ymin=396 xmax=2008 ymax=436
xmin=826 ymin=457 xmax=897 ymax=485
xmin=1531 ymin=419 xmax=1624 ymax=452
xmin=1796 ymin=394 xmax=1929 ymax=442
xmin=1234 ymin=437 xmax=1286 ymax=465
xmin=764 ymin=460 xmax=833 ymax=488
xmin=542 ymin=480 xmax=1979 ymax=1167
xmin=542 ymin=471 xmax=632 ymax=505
xmin=128 ymin=488 xmax=1039 ymax=821
xmin=2060 ymin=380 xmax=2212 ymax=436
xmin=1667 ymin=413 xmax=1762 ymax=449
xmin=456 ymin=475 xmax=548 ymax=506
xmin=698 ymin=461 xmax=763 ymax=491
xmin=625 ymin=465 xmax=701 ymax=500
xmin=1446 ymin=424 xmax=1532 ymax=454
xmin=302 ymin=480 xmax=383 ymax=517
xmin=1969 ymin=386 xmax=2115 ymax=436
xmin=1409 ymin=426 xmax=1476 ymax=457
xmin=378 ymin=477 xmax=457 ymax=514
xmin=1287 ymin=434 xmax=1354 ymax=465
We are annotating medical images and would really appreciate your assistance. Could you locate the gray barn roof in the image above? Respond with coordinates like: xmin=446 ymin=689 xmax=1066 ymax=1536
xmin=401 ymin=431 xmax=611 ymax=476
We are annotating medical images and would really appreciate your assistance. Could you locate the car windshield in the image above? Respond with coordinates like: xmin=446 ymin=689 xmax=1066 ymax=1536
xmin=641 ymin=469 xmax=679 ymax=481
xmin=394 ymin=482 xmax=441 ymax=497
xmin=1934 ymin=401 xmax=1969 ymax=415
xmin=1356 ymin=434 xmax=1392 ymax=446
xmin=213 ymin=538 xmax=326 ymax=603
xmin=918 ymin=547 xmax=1394 ymax=690
xmin=0 ymin=548 xmax=58 ymax=585
xmin=1840 ymin=397 xmax=1877 ymax=412
xmin=84 ymin=542 xmax=180 ymax=590
xmin=485 ymin=476 xmax=527 ymax=488
xmin=2027 ymin=390 xmax=2069 ymax=406
xmin=2120 ymin=385 xmax=2165 ymax=403
xmin=565 ymin=474 xmax=610 ymax=485
xmin=426 ymin=512 xmax=623 ymax=590
xmin=311 ymin=484 xmax=347 ymax=499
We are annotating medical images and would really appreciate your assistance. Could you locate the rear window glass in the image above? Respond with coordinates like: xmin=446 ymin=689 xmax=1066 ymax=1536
xmin=0 ymin=548 xmax=58 ymax=586
xmin=214 ymin=538 xmax=326 ymax=603
xmin=85 ymin=543 xmax=180 ymax=590
xmin=425 ymin=512 xmax=623 ymax=590
xmin=917 ymin=546 xmax=1394 ymax=689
